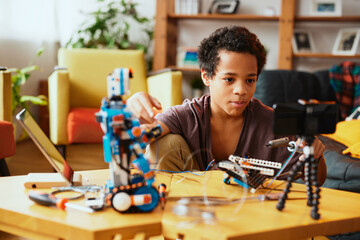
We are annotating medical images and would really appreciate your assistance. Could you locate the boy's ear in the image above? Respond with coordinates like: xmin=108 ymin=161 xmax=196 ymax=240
xmin=201 ymin=70 xmax=211 ymax=86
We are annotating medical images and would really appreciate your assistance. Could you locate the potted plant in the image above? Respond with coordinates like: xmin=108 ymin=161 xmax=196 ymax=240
xmin=9 ymin=47 xmax=47 ymax=116
xmin=8 ymin=47 xmax=47 ymax=140
xmin=191 ymin=76 xmax=204 ymax=98
xmin=66 ymin=0 xmax=154 ymax=70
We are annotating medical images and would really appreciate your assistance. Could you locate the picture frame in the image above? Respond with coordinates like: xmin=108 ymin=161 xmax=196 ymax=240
xmin=208 ymin=0 xmax=240 ymax=14
xmin=310 ymin=0 xmax=342 ymax=16
xmin=292 ymin=30 xmax=316 ymax=53
xmin=332 ymin=28 xmax=360 ymax=55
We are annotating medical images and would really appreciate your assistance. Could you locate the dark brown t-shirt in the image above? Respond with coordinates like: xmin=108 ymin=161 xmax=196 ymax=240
xmin=155 ymin=94 xmax=300 ymax=178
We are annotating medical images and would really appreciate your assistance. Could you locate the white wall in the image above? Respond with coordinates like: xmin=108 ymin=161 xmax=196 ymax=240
xmin=178 ymin=0 xmax=360 ymax=71
xmin=1 ymin=0 xmax=359 ymax=109
xmin=294 ymin=0 xmax=360 ymax=71
xmin=0 ymin=0 xmax=156 ymax=118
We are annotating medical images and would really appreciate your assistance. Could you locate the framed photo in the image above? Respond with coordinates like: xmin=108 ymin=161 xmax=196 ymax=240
xmin=310 ymin=0 xmax=342 ymax=16
xmin=332 ymin=28 xmax=360 ymax=55
xmin=292 ymin=30 xmax=316 ymax=53
xmin=208 ymin=0 xmax=240 ymax=14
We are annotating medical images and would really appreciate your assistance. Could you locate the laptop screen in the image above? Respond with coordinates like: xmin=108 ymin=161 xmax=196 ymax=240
xmin=16 ymin=109 xmax=73 ymax=186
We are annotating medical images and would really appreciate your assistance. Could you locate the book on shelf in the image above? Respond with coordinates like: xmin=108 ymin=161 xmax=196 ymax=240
xmin=175 ymin=0 xmax=200 ymax=15
xmin=177 ymin=46 xmax=199 ymax=68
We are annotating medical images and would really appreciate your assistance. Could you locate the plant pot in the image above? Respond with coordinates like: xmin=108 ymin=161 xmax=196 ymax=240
xmin=193 ymin=89 xmax=203 ymax=99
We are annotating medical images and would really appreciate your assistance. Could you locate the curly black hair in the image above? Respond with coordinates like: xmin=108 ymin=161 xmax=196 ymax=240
xmin=197 ymin=25 xmax=266 ymax=78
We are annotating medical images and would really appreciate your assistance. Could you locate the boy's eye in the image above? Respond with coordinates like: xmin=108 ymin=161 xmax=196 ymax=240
xmin=247 ymin=78 xmax=256 ymax=84
xmin=224 ymin=78 xmax=234 ymax=83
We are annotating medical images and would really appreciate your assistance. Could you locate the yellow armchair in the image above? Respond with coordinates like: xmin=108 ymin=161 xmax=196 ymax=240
xmin=0 ymin=68 xmax=12 ymax=122
xmin=0 ymin=67 xmax=15 ymax=176
xmin=48 ymin=48 xmax=182 ymax=156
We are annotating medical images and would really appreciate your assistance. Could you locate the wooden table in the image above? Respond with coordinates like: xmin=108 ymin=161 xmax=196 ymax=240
xmin=1 ymin=170 xmax=360 ymax=240
xmin=162 ymin=171 xmax=360 ymax=240
xmin=0 ymin=169 xmax=171 ymax=240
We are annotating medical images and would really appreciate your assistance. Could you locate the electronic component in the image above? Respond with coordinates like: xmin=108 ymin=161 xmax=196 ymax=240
xmin=266 ymin=137 xmax=303 ymax=154
xmin=217 ymin=155 xmax=282 ymax=193
xmin=346 ymin=106 xmax=360 ymax=120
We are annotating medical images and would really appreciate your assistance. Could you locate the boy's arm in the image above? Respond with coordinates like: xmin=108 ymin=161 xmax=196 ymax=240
xmin=141 ymin=121 xmax=170 ymax=140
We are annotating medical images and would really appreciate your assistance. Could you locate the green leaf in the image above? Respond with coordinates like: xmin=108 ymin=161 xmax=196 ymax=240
xmin=10 ymin=47 xmax=45 ymax=115
xmin=136 ymin=17 xmax=150 ymax=23
xmin=120 ymin=40 xmax=130 ymax=49
xmin=145 ymin=29 xmax=154 ymax=40
xmin=64 ymin=0 xmax=154 ymax=66
xmin=20 ymin=95 xmax=48 ymax=105
xmin=20 ymin=65 xmax=38 ymax=74
xmin=7 ymin=68 xmax=19 ymax=73
xmin=135 ymin=43 xmax=146 ymax=52
xmin=124 ymin=21 xmax=130 ymax=32
xmin=36 ymin=47 xmax=45 ymax=57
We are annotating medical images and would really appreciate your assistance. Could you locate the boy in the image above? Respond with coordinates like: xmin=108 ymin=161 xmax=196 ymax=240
xmin=127 ymin=25 xmax=326 ymax=185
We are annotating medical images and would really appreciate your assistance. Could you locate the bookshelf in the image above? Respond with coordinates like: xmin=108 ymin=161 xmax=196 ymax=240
xmin=153 ymin=0 xmax=360 ymax=72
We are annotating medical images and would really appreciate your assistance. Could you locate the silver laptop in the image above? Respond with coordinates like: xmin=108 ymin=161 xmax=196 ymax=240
xmin=16 ymin=109 xmax=80 ymax=187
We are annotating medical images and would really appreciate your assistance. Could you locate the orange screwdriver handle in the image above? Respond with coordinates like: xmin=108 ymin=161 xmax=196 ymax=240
xmin=158 ymin=183 xmax=166 ymax=209
xmin=29 ymin=190 xmax=67 ymax=210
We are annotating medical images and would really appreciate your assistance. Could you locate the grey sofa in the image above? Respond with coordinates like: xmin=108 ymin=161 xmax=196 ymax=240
xmin=254 ymin=70 xmax=360 ymax=193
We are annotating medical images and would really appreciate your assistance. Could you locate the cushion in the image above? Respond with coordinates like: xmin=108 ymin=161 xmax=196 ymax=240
xmin=343 ymin=142 xmax=360 ymax=159
xmin=58 ymin=48 xmax=147 ymax=108
xmin=318 ymin=135 xmax=360 ymax=193
xmin=0 ymin=121 xmax=15 ymax=158
xmin=67 ymin=108 xmax=103 ymax=143
xmin=323 ymin=120 xmax=360 ymax=158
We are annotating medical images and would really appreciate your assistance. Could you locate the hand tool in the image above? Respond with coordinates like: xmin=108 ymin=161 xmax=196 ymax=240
xmin=158 ymin=183 xmax=166 ymax=209
xmin=29 ymin=190 xmax=94 ymax=213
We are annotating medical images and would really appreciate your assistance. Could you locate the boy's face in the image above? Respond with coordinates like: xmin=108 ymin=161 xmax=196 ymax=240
xmin=202 ymin=50 xmax=258 ymax=118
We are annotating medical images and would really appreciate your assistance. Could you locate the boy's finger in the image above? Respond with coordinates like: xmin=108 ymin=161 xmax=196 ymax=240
xmin=132 ymin=98 xmax=154 ymax=123
xmin=149 ymin=95 xmax=162 ymax=110
xmin=139 ymin=96 xmax=156 ymax=118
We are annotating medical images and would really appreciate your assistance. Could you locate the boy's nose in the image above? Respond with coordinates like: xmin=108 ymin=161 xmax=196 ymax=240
xmin=233 ymin=82 xmax=247 ymax=95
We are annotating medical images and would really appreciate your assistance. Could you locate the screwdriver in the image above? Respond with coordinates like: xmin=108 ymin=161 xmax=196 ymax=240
xmin=29 ymin=190 xmax=94 ymax=213
xmin=158 ymin=183 xmax=166 ymax=209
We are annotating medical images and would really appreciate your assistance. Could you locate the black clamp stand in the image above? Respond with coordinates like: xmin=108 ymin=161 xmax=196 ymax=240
xmin=276 ymin=136 xmax=321 ymax=220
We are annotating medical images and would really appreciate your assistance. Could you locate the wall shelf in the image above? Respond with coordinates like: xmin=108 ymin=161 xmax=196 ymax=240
xmin=295 ymin=16 xmax=360 ymax=22
xmin=153 ymin=0 xmax=360 ymax=72
xmin=168 ymin=14 xmax=279 ymax=21
xmin=169 ymin=66 xmax=200 ymax=72
xmin=294 ymin=53 xmax=360 ymax=58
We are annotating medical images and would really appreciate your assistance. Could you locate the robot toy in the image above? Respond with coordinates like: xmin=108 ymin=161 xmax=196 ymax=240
xmin=95 ymin=68 xmax=163 ymax=213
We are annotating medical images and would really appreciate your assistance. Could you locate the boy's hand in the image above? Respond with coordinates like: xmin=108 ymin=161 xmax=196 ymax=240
xmin=127 ymin=92 xmax=162 ymax=124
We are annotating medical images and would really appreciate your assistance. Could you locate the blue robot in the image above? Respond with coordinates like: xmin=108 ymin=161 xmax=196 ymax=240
xmin=95 ymin=68 xmax=162 ymax=213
